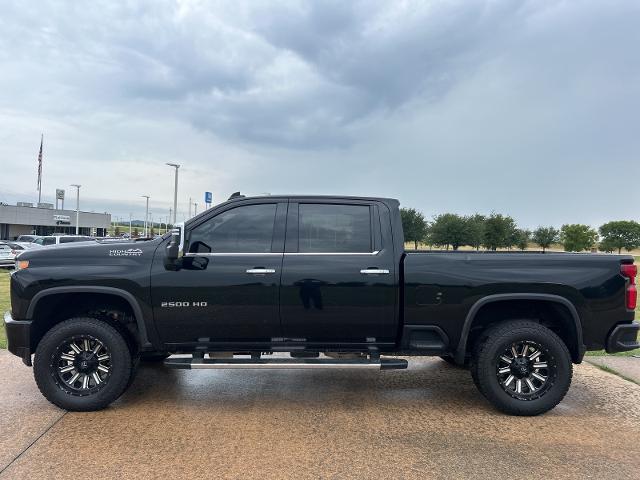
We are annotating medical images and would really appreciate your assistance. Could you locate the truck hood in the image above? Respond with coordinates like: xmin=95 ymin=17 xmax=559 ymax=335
xmin=16 ymin=238 xmax=163 ymax=266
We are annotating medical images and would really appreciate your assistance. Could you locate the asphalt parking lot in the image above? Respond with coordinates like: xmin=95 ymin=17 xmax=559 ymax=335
xmin=1 ymin=350 xmax=639 ymax=480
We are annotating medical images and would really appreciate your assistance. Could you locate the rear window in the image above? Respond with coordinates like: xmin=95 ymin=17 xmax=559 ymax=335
xmin=298 ymin=204 xmax=372 ymax=253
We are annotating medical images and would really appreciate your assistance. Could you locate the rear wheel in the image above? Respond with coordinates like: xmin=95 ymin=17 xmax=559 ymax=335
xmin=471 ymin=320 xmax=572 ymax=416
xmin=34 ymin=318 xmax=133 ymax=411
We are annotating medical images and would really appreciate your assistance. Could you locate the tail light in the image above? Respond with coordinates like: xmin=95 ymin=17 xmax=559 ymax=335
xmin=621 ymin=263 xmax=637 ymax=310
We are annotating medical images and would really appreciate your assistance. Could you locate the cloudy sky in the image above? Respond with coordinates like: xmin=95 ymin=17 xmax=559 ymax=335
xmin=0 ymin=0 xmax=638 ymax=227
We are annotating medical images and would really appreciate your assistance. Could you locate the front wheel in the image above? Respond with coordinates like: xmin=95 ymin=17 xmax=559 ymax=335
xmin=471 ymin=320 xmax=572 ymax=416
xmin=34 ymin=318 xmax=133 ymax=411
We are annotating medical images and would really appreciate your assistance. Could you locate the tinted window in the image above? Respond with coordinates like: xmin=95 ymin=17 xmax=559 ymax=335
xmin=298 ymin=204 xmax=371 ymax=253
xmin=42 ymin=237 xmax=56 ymax=246
xmin=60 ymin=236 xmax=93 ymax=243
xmin=189 ymin=204 xmax=277 ymax=253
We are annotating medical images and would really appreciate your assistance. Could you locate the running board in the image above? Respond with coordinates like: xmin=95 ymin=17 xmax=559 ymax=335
xmin=164 ymin=357 xmax=408 ymax=370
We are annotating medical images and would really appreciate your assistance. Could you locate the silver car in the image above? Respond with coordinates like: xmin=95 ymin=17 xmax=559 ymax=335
xmin=0 ymin=243 xmax=13 ymax=267
xmin=15 ymin=235 xmax=40 ymax=242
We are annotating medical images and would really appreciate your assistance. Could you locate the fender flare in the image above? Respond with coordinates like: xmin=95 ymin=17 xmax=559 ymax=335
xmin=26 ymin=286 xmax=152 ymax=348
xmin=455 ymin=293 xmax=584 ymax=364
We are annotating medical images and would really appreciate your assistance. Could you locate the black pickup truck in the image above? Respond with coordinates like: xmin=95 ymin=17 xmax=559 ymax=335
xmin=4 ymin=195 xmax=639 ymax=415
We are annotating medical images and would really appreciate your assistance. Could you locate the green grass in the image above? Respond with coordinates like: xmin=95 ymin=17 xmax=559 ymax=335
xmin=0 ymin=270 xmax=10 ymax=349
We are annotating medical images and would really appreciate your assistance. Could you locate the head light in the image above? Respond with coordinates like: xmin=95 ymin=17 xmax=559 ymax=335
xmin=15 ymin=260 xmax=29 ymax=270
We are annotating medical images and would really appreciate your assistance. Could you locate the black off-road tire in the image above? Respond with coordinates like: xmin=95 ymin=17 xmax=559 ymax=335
xmin=471 ymin=320 xmax=573 ymax=416
xmin=34 ymin=318 xmax=133 ymax=411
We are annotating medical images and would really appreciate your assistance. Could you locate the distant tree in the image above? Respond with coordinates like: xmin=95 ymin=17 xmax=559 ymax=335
xmin=428 ymin=213 xmax=469 ymax=250
xmin=598 ymin=238 xmax=616 ymax=253
xmin=598 ymin=221 xmax=640 ymax=254
xmin=401 ymin=208 xmax=428 ymax=250
xmin=532 ymin=226 xmax=559 ymax=253
xmin=133 ymin=227 xmax=139 ymax=238
xmin=483 ymin=213 xmax=518 ymax=251
xmin=114 ymin=225 xmax=121 ymax=237
xmin=561 ymin=224 xmax=598 ymax=252
xmin=465 ymin=214 xmax=486 ymax=251
xmin=515 ymin=229 xmax=531 ymax=251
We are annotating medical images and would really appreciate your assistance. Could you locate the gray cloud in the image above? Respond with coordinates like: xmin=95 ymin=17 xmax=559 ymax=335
xmin=0 ymin=0 xmax=638 ymax=227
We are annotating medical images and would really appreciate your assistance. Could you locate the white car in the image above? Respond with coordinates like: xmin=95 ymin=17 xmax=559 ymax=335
xmin=32 ymin=235 xmax=95 ymax=246
xmin=0 ymin=243 xmax=13 ymax=267
xmin=0 ymin=241 xmax=42 ymax=267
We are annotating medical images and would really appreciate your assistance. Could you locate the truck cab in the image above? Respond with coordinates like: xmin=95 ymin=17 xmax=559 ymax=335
xmin=156 ymin=196 xmax=399 ymax=351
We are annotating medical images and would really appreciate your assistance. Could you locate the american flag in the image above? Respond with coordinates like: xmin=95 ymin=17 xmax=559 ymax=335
xmin=37 ymin=134 xmax=43 ymax=192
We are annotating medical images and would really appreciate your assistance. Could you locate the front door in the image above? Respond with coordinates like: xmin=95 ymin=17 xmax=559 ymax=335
xmin=151 ymin=201 xmax=287 ymax=346
xmin=279 ymin=201 xmax=397 ymax=347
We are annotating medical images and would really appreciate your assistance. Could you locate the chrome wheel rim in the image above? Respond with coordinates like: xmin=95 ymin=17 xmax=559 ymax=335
xmin=496 ymin=340 xmax=554 ymax=400
xmin=52 ymin=335 xmax=112 ymax=396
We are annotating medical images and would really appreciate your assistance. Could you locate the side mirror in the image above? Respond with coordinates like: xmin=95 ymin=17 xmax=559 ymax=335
xmin=164 ymin=224 xmax=183 ymax=270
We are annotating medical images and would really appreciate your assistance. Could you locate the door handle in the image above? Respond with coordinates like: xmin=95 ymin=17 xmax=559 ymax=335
xmin=360 ymin=269 xmax=390 ymax=275
xmin=246 ymin=268 xmax=276 ymax=274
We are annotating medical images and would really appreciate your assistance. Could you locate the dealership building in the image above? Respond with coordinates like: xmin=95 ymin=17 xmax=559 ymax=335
xmin=0 ymin=202 xmax=111 ymax=239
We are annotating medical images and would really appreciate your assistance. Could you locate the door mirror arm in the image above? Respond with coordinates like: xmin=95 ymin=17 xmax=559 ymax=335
xmin=164 ymin=223 xmax=184 ymax=271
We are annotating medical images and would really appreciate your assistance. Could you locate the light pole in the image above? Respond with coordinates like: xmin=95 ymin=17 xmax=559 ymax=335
xmin=70 ymin=184 xmax=81 ymax=235
xmin=129 ymin=213 xmax=132 ymax=238
xmin=141 ymin=195 xmax=150 ymax=237
xmin=194 ymin=202 xmax=198 ymax=216
xmin=166 ymin=163 xmax=180 ymax=225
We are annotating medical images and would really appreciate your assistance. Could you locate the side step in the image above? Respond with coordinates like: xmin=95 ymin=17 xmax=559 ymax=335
xmin=164 ymin=357 xmax=408 ymax=370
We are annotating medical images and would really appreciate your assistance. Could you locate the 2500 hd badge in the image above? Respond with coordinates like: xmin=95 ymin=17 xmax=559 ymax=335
xmin=161 ymin=301 xmax=208 ymax=307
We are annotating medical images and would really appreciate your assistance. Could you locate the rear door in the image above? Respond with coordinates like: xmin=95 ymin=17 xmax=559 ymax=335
xmin=279 ymin=200 xmax=397 ymax=346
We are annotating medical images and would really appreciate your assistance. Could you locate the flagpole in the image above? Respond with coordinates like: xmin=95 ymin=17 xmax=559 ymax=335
xmin=37 ymin=134 xmax=43 ymax=204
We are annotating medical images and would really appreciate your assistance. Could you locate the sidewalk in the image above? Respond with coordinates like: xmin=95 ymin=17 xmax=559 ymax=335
xmin=585 ymin=355 xmax=640 ymax=384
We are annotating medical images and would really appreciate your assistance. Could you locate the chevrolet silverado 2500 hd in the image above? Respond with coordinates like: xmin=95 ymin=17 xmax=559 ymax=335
xmin=4 ymin=195 xmax=638 ymax=415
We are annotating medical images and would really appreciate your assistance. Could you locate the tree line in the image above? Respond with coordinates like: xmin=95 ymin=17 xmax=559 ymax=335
xmin=400 ymin=208 xmax=640 ymax=254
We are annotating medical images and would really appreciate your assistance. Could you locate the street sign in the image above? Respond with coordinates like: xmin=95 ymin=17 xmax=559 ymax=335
xmin=205 ymin=192 xmax=212 ymax=204
xmin=56 ymin=189 xmax=65 ymax=200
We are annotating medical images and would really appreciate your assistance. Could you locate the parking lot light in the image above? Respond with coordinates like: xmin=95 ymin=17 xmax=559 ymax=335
xmin=166 ymin=163 xmax=180 ymax=225
xmin=70 ymin=184 xmax=81 ymax=234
